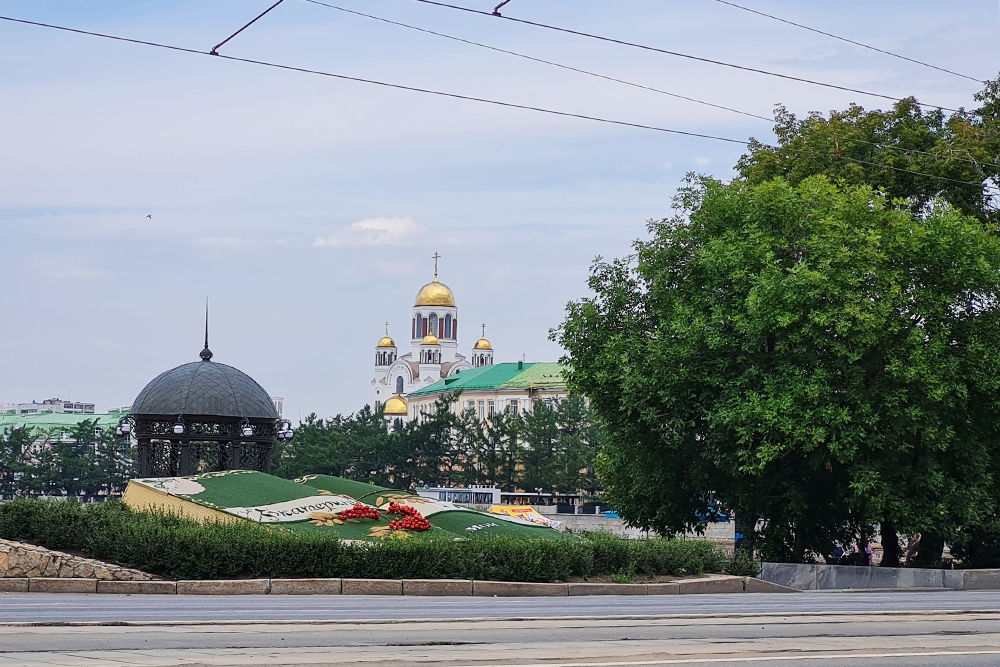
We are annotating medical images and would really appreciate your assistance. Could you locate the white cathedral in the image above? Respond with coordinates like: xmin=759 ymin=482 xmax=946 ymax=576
xmin=372 ymin=255 xmax=495 ymax=419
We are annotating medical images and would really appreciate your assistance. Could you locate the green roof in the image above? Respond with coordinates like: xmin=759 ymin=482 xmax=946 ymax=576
xmin=408 ymin=362 xmax=567 ymax=398
xmin=498 ymin=362 xmax=567 ymax=389
xmin=0 ymin=410 xmax=126 ymax=436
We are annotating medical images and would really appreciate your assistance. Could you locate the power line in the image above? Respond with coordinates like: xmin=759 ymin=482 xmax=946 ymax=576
xmin=303 ymin=0 xmax=991 ymax=170
xmin=301 ymin=0 xmax=772 ymax=122
xmin=408 ymin=0 xmax=959 ymax=112
xmin=211 ymin=0 xmax=286 ymax=55
xmin=0 ymin=14 xmax=987 ymax=189
xmin=711 ymin=0 xmax=983 ymax=84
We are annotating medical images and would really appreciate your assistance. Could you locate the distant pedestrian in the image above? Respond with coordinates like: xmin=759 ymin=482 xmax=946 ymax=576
xmin=829 ymin=542 xmax=844 ymax=565
xmin=904 ymin=533 xmax=921 ymax=567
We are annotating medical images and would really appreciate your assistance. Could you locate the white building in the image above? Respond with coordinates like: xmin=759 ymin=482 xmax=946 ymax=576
xmin=372 ymin=255 xmax=497 ymax=424
xmin=1 ymin=398 xmax=96 ymax=415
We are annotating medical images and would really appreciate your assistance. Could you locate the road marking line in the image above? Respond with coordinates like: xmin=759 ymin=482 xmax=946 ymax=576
xmin=452 ymin=650 xmax=1000 ymax=667
xmin=1 ymin=608 xmax=999 ymax=627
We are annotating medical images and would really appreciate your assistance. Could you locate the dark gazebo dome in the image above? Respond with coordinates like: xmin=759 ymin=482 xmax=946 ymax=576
xmin=131 ymin=360 xmax=278 ymax=419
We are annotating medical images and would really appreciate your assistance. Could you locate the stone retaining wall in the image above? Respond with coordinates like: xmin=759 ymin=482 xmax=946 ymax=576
xmin=761 ymin=561 xmax=1000 ymax=590
xmin=0 ymin=539 xmax=156 ymax=581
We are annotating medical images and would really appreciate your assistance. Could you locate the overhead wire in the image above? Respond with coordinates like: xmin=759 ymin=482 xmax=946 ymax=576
xmin=407 ymin=0 xmax=960 ymax=112
xmin=211 ymin=0 xmax=286 ymax=55
xmin=0 ymin=14 xmax=988 ymax=189
xmin=711 ymin=0 xmax=984 ymax=84
xmin=301 ymin=0 xmax=992 ymax=171
xmin=301 ymin=0 xmax=772 ymax=122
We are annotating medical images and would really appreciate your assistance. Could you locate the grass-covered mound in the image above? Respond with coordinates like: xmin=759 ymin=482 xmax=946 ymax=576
xmin=0 ymin=498 xmax=738 ymax=581
xmin=123 ymin=471 xmax=567 ymax=541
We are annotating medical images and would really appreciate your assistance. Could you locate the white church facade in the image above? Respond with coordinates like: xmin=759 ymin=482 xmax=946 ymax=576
xmin=372 ymin=255 xmax=495 ymax=423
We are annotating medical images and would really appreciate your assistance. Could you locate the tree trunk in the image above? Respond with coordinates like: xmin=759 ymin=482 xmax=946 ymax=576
xmin=880 ymin=521 xmax=901 ymax=567
xmin=912 ymin=533 xmax=945 ymax=568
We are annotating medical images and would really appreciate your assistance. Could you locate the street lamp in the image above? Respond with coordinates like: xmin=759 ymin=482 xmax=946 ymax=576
xmin=241 ymin=418 xmax=254 ymax=438
xmin=276 ymin=419 xmax=294 ymax=441
xmin=173 ymin=416 xmax=186 ymax=435
xmin=117 ymin=416 xmax=134 ymax=437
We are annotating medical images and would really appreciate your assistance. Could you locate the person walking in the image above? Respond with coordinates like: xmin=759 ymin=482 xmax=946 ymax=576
xmin=904 ymin=533 xmax=921 ymax=567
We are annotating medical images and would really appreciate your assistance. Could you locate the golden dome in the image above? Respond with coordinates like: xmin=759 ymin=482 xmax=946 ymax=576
xmin=421 ymin=332 xmax=440 ymax=346
xmin=383 ymin=395 xmax=408 ymax=415
xmin=473 ymin=338 xmax=493 ymax=350
xmin=415 ymin=278 xmax=456 ymax=307
xmin=377 ymin=336 xmax=396 ymax=348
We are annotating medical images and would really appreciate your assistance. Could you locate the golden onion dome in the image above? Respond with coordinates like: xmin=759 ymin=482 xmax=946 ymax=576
xmin=421 ymin=332 xmax=441 ymax=346
xmin=415 ymin=278 xmax=456 ymax=307
xmin=383 ymin=395 xmax=408 ymax=415
xmin=377 ymin=336 xmax=396 ymax=348
xmin=473 ymin=337 xmax=493 ymax=351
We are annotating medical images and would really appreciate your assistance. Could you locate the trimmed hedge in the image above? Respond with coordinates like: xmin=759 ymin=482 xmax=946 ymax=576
xmin=0 ymin=499 xmax=735 ymax=581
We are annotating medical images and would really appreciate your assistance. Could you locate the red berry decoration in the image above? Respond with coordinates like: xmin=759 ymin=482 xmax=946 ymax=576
xmin=386 ymin=503 xmax=430 ymax=531
xmin=337 ymin=503 xmax=380 ymax=520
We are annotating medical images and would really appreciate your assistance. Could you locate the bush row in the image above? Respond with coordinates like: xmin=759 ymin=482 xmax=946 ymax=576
xmin=0 ymin=499 xmax=754 ymax=581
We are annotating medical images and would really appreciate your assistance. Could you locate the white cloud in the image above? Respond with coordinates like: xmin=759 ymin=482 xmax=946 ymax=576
xmin=313 ymin=217 xmax=427 ymax=248
xmin=693 ymin=157 xmax=712 ymax=168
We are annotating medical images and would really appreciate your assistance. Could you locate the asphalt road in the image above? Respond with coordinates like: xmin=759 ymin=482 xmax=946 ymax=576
xmin=0 ymin=591 xmax=998 ymax=666
xmin=3 ymin=589 xmax=1000 ymax=623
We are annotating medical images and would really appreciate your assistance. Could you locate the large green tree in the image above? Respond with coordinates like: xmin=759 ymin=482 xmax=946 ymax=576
xmin=557 ymin=175 xmax=1000 ymax=562
xmin=737 ymin=79 xmax=1000 ymax=226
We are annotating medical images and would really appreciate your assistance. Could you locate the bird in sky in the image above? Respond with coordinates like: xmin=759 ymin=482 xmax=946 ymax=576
xmin=146 ymin=214 xmax=152 ymax=219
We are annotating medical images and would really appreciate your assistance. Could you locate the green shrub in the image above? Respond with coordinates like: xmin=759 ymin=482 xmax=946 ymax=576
xmin=0 ymin=500 xmax=729 ymax=581
xmin=724 ymin=550 xmax=761 ymax=577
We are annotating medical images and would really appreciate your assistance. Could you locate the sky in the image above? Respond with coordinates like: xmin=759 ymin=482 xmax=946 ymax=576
xmin=0 ymin=0 xmax=996 ymax=421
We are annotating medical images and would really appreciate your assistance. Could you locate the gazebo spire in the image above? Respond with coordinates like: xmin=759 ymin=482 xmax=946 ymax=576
xmin=200 ymin=298 xmax=213 ymax=362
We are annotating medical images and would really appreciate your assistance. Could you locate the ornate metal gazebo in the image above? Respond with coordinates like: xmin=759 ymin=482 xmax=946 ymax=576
xmin=122 ymin=333 xmax=292 ymax=478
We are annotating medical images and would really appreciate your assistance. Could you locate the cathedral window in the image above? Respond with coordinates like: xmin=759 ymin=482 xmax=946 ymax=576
xmin=396 ymin=376 xmax=404 ymax=394
xmin=414 ymin=314 xmax=421 ymax=339
xmin=429 ymin=313 xmax=438 ymax=337
xmin=445 ymin=314 xmax=452 ymax=339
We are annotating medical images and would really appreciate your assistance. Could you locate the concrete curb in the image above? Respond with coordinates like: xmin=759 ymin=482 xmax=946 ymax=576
xmin=0 ymin=579 xmax=29 ymax=593
xmin=28 ymin=578 xmax=97 ymax=594
xmin=646 ymin=583 xmax=680 ymax=595
xmin=176 ymin=580 xmax=270 ymax=595
xmin=568 ymin=583 xmax=647 ymax=596
xmin=403 ymin=579 xmax=474 ymax=596
xmin=474 ymin=581 xmax=568 ymax=597
xmin=743 ymin=577 xmax=797 ymax=593
xmin=342 ymin=579 xmax=403 ymax=596
xmin=270 ymin=578 xmax=342 ymax=595
xmin=674 ymin=576 xmax=744 ymax=595
xmin=96 ymin=580 xmax=177 ymax=595
xmin=9 ymin=575 xmax=801 ymax=596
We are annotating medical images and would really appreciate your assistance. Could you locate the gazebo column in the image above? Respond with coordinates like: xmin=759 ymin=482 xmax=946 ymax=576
xmin=230 ymin=441 xmax=241 ymax=470
xmin=179 ymin=441 xmax=191 ymax=476
xmin=138 ymin=439 xmax=151 ymax=477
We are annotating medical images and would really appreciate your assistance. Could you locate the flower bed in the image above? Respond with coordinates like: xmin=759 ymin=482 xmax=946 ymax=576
xmin=0 ymin=498 xmax=740 ymax=582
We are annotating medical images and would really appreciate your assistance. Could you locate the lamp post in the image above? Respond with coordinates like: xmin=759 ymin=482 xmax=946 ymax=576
xmin=276 ymin=419 xmax=294 ymax=442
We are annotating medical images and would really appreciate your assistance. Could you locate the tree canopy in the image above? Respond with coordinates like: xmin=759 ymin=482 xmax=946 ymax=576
xmin=271 ymin=394 xmax=604 ymax=495
xmin=737 ymin=82 xmax=1000 ymax=226
xmin=557 ymin=174 xmax=1000 ymax=562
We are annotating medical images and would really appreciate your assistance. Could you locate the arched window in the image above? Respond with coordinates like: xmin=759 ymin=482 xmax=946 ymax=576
xmin=428 ymin=313 xmax=438 ymax=337
xmin=414 ymin=314 xmax=422 ymax=339
xmin=444 ymin=314 xmax=452 ymax=339
xmin=396 ymin=376 xmax=404 ymax=394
